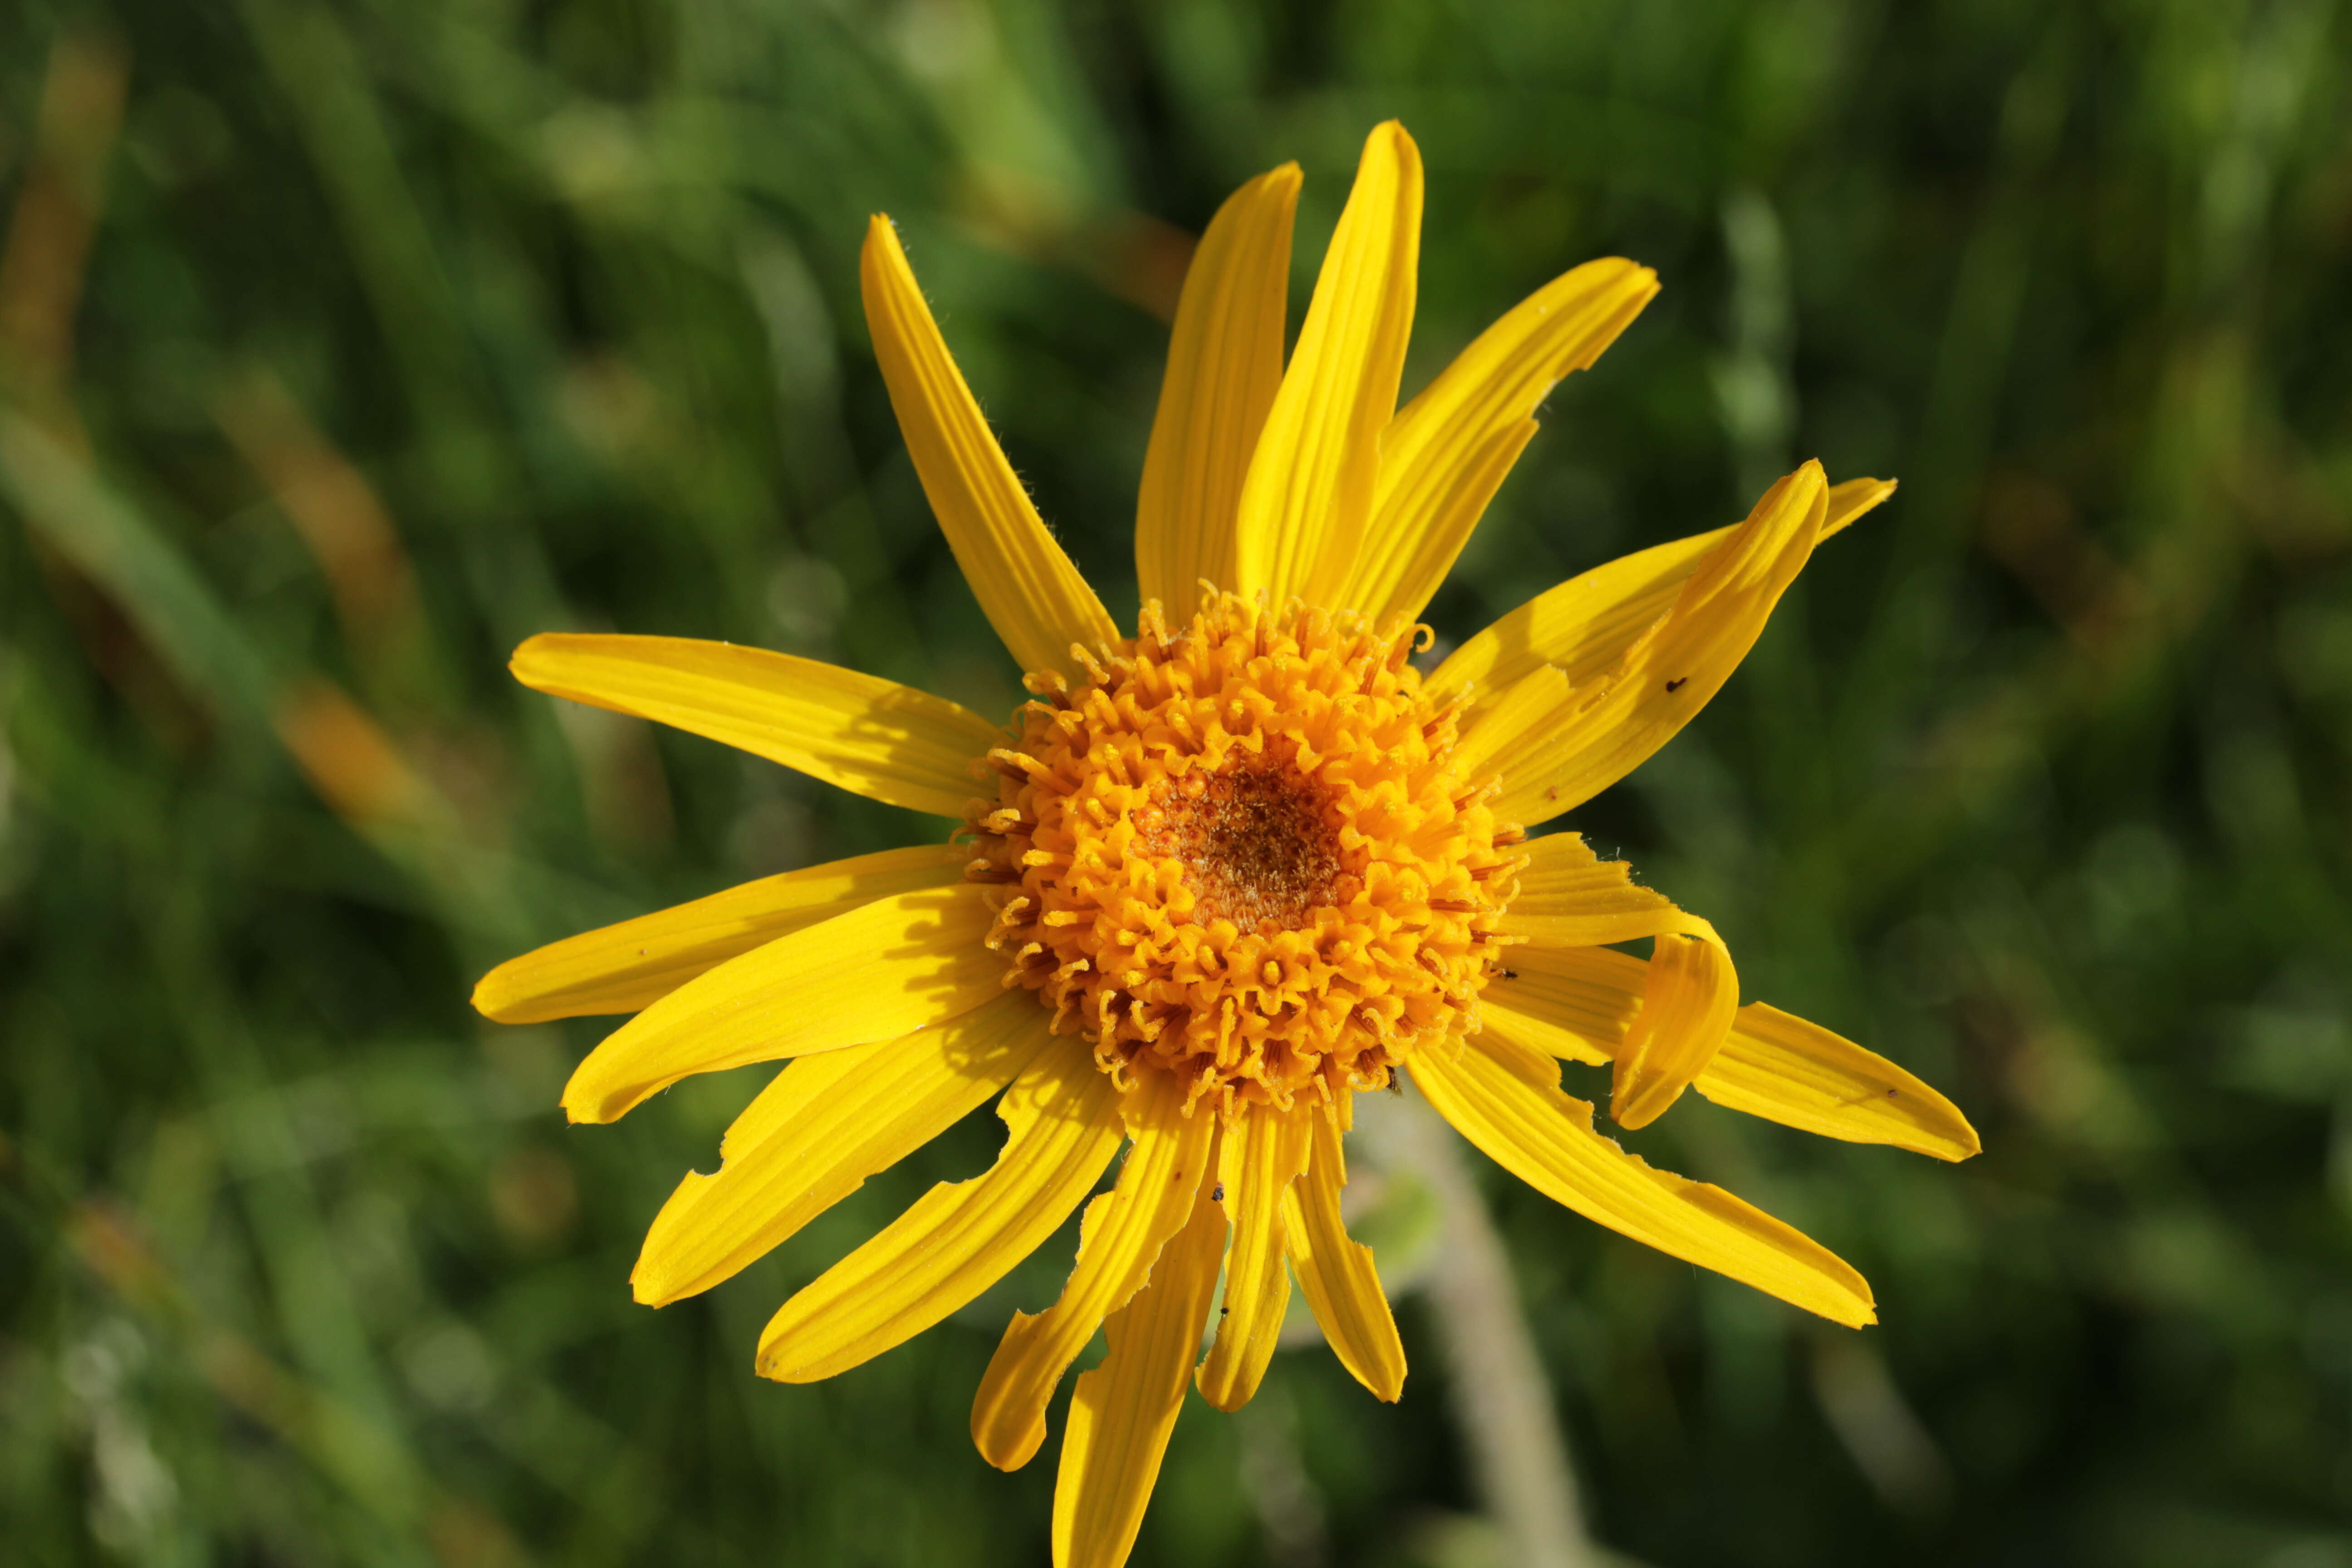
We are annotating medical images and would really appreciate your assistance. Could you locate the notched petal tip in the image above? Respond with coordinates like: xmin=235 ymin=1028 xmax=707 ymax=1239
xmin=628 ymin=1263 xmax=669 ymax=1307
xmin=468 ymin=970 xmax=512 ymax=1022
xmin=558 ymin=1073 xmax=620 ymax=1126
xmin=1945 ymin=1114 xmax=1985 ymax=1163
xmin=507 ymin=632 xmax=561 ymax=688
xmin=1607 ymin=1082 xmax=1671 ymax=1132
xmin=755 ymin=1332 xmax=836 ymax=1385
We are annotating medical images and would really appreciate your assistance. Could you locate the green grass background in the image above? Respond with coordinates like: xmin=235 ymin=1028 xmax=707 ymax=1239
xmin=4 ymin=1 xmax=2350 ymax=1564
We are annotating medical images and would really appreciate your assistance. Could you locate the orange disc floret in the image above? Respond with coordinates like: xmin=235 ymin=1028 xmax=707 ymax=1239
xmin=965 ymin=592 xmax=1524 ymax=1117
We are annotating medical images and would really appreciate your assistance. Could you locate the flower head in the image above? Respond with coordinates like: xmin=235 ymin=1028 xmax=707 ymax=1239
xmin=475 ymin=122 xmax=1978 ymax=1568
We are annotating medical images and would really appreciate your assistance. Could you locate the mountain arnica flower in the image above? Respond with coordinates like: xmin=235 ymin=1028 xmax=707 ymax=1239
xmin=475 ymin=122 xmax=1978 ymax=1567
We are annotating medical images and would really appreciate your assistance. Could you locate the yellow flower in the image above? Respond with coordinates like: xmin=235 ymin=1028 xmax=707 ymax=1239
xmin=475 ymin=121 xmax=1977 ymax=1567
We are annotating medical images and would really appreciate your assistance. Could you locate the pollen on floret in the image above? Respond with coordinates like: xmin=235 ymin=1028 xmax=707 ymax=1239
xmin=963 ymin=591 xmax=1525 ymax=1118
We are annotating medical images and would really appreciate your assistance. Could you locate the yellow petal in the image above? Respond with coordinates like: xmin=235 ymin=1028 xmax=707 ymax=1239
xmin=1475 ymin=462 xmax=1830 ymax=824
xmin=1051 ymin=1159 xmax=1226 ymax=1568
xmin=1492 ymin=831 xmax=1697 ymax=949
xmin=473 ymin=843 xmax=968 ymax=1023
xmin=1281 ymin=1108 xmax=1405 ymax=1401
xmin=862 ymin=216 xmax=1119 ymax=684
xmin=629 ymin=991 xmax=1051 ymax=1307
xmin=970 ymin=1069 xmax=1218 ymax=1472
xmin=559 ymin=883 xmax=1001 ymax=1124
xmin=1411 ymin=1030 xmax=1876 ymax=1328
xmin=1701 ymin=1001 xmax=1980 ymax=1161
xmin=758 ymin=1036 xmax=1125 ymax=1382
xmin=1335 ymin=257 xmax=1660 ymax=622
xmin=1495 ymin=883 xmax=1740 ymax=1128
xmin=1826 ymin=476 xmax=1898 ymax=535
xmin=1195 ymin=1106 xmax=1313 ymax=1411
xmin=1356 ymin=420 xmax=1536 ymax=621
xmin=510 ymin=634 xmax=998 ymax=819
xmin=1488 ymin=944 xmax=1977 ymax=1160
xmin=1448 ymin=662 xmax=1568 ymax=783
xmin=1134 ymin=165 xmax=1299 ymax=614
xmin=1712 ymin=1006 xmax=1985 ymax=1166
xmin=1479 ymin=999 xmax=1614 ymax=1069
xmin=1610 ymin=924 xmax=1738 ymax=1130
xmin=1232 ymin=122 xmax=1421 ymax=607
xmin=1431 ymin=474 xmax=1893 ymax=705
xmin=1486 ymin=942 xmax=1645 ymax=1058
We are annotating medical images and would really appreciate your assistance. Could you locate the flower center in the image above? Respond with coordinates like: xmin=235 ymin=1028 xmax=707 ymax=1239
xmin=965 ymin=593 xmax=1524 ymax=1116
xmin=1145 ymin=764 xmax=1341 ymax=931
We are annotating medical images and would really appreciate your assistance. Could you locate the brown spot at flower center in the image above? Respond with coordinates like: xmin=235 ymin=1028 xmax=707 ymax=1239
xmin=1147 ymin=764 xmax=1342 ymax=931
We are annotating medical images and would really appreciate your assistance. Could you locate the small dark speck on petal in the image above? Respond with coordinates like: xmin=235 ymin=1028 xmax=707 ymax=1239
xmin=1665 ymin=677 xmax=1688 ymax=692
xmin=1211 ymin=1183 xmax=1225 ymax=1202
